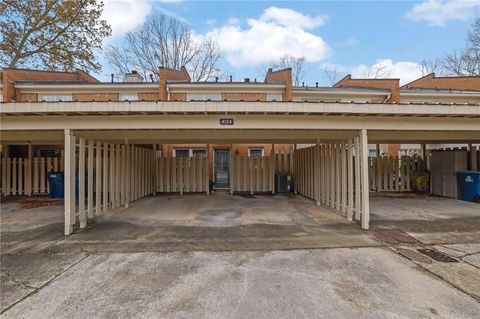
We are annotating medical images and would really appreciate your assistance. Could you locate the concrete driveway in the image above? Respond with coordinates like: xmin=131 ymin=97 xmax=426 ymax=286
xmin=1 ymin=193 xmax=479 ymax=317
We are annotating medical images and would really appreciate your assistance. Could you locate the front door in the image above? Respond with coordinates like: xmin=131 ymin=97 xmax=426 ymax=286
xmin=214 ymin=149 xmax=230 ymax=188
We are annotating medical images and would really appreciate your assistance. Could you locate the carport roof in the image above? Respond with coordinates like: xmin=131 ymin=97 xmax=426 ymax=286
xmin=1 ymin=100 xmax=479 ymax=117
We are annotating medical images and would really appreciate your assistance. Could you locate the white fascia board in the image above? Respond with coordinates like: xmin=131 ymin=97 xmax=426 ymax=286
xmin=167 ymin=83 xmax=285 ymax=94
xmin=15 ymin=83 xmax=159 ymax=93
xmin=1 ymin=101 xmax=479 ymax=117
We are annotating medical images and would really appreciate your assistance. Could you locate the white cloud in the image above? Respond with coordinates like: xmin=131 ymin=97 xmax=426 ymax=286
xmin=406 ymin=0 xmax=480 ymax=26
xmin=351 ymin=59 xmax=423 ymax=85
xmin=259 ymin=7 xmax=327 ymax=29
xmin=197 ymin=7 xmax=331 ymax=67
xmin=102 ymin=0 xmax=152 ymax=37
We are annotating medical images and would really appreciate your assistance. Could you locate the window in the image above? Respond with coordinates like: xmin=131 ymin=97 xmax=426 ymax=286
xmin=39 ymin=94 xmax=72 ymax=102
xmin=174 ymin=149 xmax=190 ymax=158
xmin=0 ymin=92 xmax=3 ymax=102
xmin=187 ymin=93 xmax=221 ymax=101
xmin=174 ymin=148 xmax=207 ymax=157
xmin=192 ymin=149 xmax=207 ymax=157
xmin=119 ymin=93 xmax=138 ymax=101
xmin=248 ymin=148 xmax=264 ymax=157
xmin=267 ymin=93 xmax=283 ymax=102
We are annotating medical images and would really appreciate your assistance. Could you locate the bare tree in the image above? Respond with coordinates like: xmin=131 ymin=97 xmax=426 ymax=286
xmin=272 ymin=55 xmax=307 ymax=86
xmin=362 ymin=63 xmax=391 ymax=79
xmin=441 ymin=18 xmax=480 ymax=76
xmin=323 ymin=66 xmax=341 ymax=86
xmin=418 ymin=59 xmax=442 ymax=76
xmin=105 ymin=15 xmax=221 ymax=81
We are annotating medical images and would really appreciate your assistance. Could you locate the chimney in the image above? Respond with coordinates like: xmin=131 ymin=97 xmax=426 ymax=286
xmin=124 ymin=70 xmax=143 ymax=83
xmin=111 ymin=73 xmax=114 ymax=83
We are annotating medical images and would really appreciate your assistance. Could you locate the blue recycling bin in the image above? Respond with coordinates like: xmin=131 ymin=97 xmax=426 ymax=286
xmin=48 ymin=172 xmax=79 ymax=199
xmin=48 ymin=172 xmax=64 ymax=198
xmin=456 ymin=171 xmax=480 ymax=202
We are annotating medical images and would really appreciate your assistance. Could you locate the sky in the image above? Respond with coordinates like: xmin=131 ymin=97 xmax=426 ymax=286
xmin=98 ymin=0 xmax=480 ymax=85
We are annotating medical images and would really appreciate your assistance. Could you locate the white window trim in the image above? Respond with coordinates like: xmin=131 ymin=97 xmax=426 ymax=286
xmin=173 ymin=148 xmax=207 ymax=157
xmin=186 ymin=93 xmax=221 ymax=101
xmin=267 ymin=93 xmax=283 ymax=102
xmin=38 ymin=93 xmax=73 ymax=102
xmin=119 ymin=92 xmax=139 ymax=101
xmin=248 ymin=148 xmax=264 ymax=157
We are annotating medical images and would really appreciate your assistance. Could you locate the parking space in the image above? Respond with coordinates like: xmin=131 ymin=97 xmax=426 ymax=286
xmin=370 ymin=193 xmax=480 ymax=244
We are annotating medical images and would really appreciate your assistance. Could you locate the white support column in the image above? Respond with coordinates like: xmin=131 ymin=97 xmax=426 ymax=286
xmin=152 ymin=144 xmax=157 ymax=196
xmin=102 ymin=142 xmax=108 ymax=212
xmin=293 ymin=144 xmax=297 ymax=194
xmin=78 ymin=138 xmax=87 ymax=228
xmin=95 ymin=141 xmax=102 ymax=215
xmin=360 ymin=129 xmax=370 ymax=230
xmin=1 ymin=144 xmax=6 ymax=195
xmin=125 ymin=140 xmax=130 ymax=208
xmin=206 ymin=144 xmax=210 ymax=195
xmin=341 ymin=141 xmax=347 ymax=214
xmin=315 ymin=139 xmax=320 ymax=205
xmin=87 ymin=140 xmax=94 ymax=219
xmin=347 ymin=139 xmax=354 ymax=221
xmin=354 ymin=137 xmax=361 ymax=221
xmin=64 ymin=130 xmax=76 ymax=236
xmin=270 ymin=144 xmax=275 ymax=194
xmin=230 ymin=144 xmax=234 ymax=195
xmin=26 ymin=143 xmax=32 ymax=196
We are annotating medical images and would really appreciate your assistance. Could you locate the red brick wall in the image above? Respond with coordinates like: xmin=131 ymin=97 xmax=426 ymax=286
xmin=265 ymin=68 xmax=292 ymax=101
xmin=2 ymin=68 xmax=98 ymax=102
xmin=334 ymin=75 xmax=399 ymax=103
xmin=161 ymin=143 xmax=292 ymax=179
xmin=159 ymin=67 xmax=190 ymax=101
xmin=221 ymin=93 xmax=267 ymax=101
xmin=72 ymin=93 xmax=118 ymax=101
xmin=402 ymin=73 xmax=480 ymax=90
xmin=169 ymin=93 xmax=186 ymax=101
xmin=17 ymin=93 xmax=37 ymax=102
xmin=138 ymin=92 xmax=159 ymax=101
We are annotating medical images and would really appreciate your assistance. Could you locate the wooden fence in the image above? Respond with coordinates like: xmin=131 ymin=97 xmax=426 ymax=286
xmin=293 ymin=139 xmax=369 ymax=226
xmin=156 ymin=156 xmax=209 ymax=193
xmin=1 ymin=155 xmax=64 ymax=196
xmin=231 ymin=156 xmax=274 ymax=193
xmin=369 ymin=155 xmax=425 ymax=192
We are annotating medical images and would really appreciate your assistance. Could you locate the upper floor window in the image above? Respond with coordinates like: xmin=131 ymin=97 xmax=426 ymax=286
xmin=248 ymin=148 xmax=264 ymax=157
xmin=120 ymin=93 xmax=138 ymax=101
xmin=39 ymin=94 xmax=72 ymax=102
xmin=267 ymin=93 xmax=283 ymax=102
xmin=187 ymin=93 xmax=221 ymax=101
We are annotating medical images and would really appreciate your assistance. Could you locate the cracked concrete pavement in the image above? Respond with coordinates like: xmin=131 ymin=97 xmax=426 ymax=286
xmin=1 ymin=193 xmax=479 ymax=318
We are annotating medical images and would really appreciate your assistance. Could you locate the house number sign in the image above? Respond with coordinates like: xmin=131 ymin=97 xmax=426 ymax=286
xmin=219 ymin=118 xmax=234 ymax=125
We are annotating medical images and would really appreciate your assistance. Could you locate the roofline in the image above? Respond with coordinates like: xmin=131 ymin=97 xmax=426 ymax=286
xmin=292 ymin=88 xmax=389 ymax=97
xmin=14 ymin=83 xmax=159 ymax=93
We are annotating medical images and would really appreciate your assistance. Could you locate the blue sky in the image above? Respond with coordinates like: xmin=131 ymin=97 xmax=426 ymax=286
xmin=99 ymin=0 xmax=480 ymax=85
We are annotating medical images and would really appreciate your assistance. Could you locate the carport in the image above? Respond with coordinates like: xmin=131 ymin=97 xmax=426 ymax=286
xmin=1 ymin=101 xmax=479 ymax=236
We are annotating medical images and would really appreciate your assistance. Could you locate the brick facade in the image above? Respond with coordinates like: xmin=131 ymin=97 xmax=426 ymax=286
xmin=334 ymin=75 xmax=400 ymax=103
xmin=161 ymin=143 xmax=292 ymax=179
xmin=17 ymin=93 xmax=38 ymax=102
xmin=221 ymin=93 xmax=267 ymax=101
xmin=265 ymin=68 xmax=292 ymax=101
xmin=159 ymin=66 xmax=190 ymax=101
xmin=1 ymin=68 xmax=98 ymax=102
xmin=72 ymin=93 xmax=119 ymax=102
xmin=138 ymin=92 xmax=159 ymax=101
xmin=169 ymin=92 xmax=187 ymax=101
xmin=402 ymin=73 xmax=480 ymax=90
